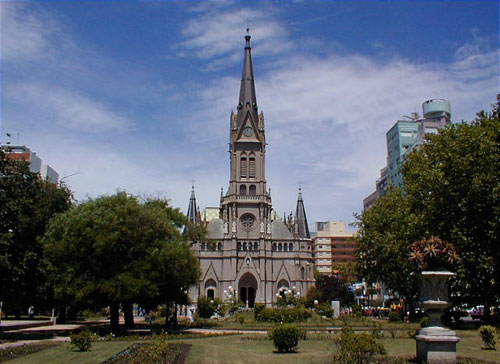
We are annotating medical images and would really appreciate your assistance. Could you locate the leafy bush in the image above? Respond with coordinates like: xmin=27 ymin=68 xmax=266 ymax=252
xmin=254 ymin=303 xmax=265 ymax=317
xmin=388 ymin=311 xmax=399 ymax=322
xmin=268 ymin=324 xmax=301 ymax=353
xmin=256 ymin=307 xmax=311 ymax=323
xmin=420 ymin=316 xmax=430 ymax=328
xmin=479 ymin=325 xmax=498 ymax=350
xmin=197 ymin=296 xmax=220 ymax=319
xmin=352 ymin=304 xmax=362 ymax=316
xmin=317 ymin=302 xmax=334 ymax=318
xmin=102 ymin=341 xmax=185 ymax=364
xmin=332 ymin=328 xmax=386 ymax=364
xmin=238 ymin=315 xmax=245 ymax=325
xmin=70 ymin=329 xmax=93 ymax=351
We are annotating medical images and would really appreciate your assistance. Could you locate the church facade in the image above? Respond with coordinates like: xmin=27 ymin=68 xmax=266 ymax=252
xmin=188 ymin=32 xmax=314 ymax=307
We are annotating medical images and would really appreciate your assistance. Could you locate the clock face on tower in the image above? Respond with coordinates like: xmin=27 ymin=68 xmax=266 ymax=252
xmin=243 ymin=126 xmax=253 ymax=137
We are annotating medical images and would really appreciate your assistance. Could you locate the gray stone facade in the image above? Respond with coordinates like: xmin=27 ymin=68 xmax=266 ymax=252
xmin=188 ymin=32 xmax=314 ymax=307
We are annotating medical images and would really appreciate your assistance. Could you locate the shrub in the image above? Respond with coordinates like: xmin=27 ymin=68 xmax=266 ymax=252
xmin=256 ymin=307 xmax=312 ymax=323
xmin=317 ymin=302 xmax=334 ymax=318
xmin=254 ymin=303 xmax=265 ymax=317
xmin=70 ymin=329 xmax=93 ymax=351
xmin=352 ymin=304 xmax=362 ymax=317
xmin=238 ymin=315 xmax=245 ymax=325
xmin=268 ymin=324 xmax=301 ymax=353
xmin=331 ymin=328 xmax=386 ymax=364
xmin=388 ymin=311 xmax=399 ymax=322
xmin=420 ymin=316 xmax=430 ymax=328
xmin=197 ymin=296 xmax=219 ymax=319
xmin=479 ymin=325 xmax=498 ymax=350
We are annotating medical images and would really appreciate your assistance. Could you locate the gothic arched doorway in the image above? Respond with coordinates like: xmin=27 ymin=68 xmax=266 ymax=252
xmin=238 ymin=273 xmax=258 ymax=308
xmin=205 ymin=279 xmax=217 ymax=299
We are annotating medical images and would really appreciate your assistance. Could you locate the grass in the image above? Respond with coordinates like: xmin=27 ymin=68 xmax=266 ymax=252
xmin=184 ymin=335 xmax=332 ymax=364
xmin=4 ymin=341 xmax=134 ymax=364
xmin=182 ymin=330 xmax=500 ymax=364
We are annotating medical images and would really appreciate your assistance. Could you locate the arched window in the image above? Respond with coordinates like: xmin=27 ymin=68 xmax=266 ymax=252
xmin=217 ymin=242 xmax=222 ymax=251
xmin=249 ymin=157 xmax=256 ymax=178
xmin=278 ymin=243 xmax=282 ymax=252
xmin=201 ymin=243 xmax=206 ymax=251
xmin=283 ymin=243 xmax=288 ymax=252
xmin=240 ymin=157 xmax=247 ymax=178
xmin=301 ymin=267 xmax=306 ymax=280
xmin=240 ymin=185 xmax=247 ymax=195
xmin=289 ymin=243 xmax=293 ymax=251
xmin=237 ymin=242 xmax=241 ymax=251
xmin=272 ymin=243 xmax=276 ymax=251
xmin=249 ymin=185 xmax=256 ymax=195
xmin=254 ymin=242 xmax=259 ymax=251
xmin=243 ymin=242 xmax=247 ymax=251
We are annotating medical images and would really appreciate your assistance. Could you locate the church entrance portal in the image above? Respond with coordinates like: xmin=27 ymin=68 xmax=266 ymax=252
xmin=238 ymin=273 xmax=257 ymax=308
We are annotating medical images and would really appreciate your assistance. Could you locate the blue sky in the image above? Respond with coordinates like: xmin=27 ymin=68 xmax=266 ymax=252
xmin=1 ymin=0 xmax=498 ymax=229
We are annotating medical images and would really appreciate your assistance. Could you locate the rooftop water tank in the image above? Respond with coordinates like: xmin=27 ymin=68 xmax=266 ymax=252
xmin=422 ymin=99 xmax=451 ymax=118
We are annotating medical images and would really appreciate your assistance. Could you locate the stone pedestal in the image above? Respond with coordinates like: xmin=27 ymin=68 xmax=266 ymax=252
xmin=415 ymin=271 xmax=460 ymax=364
xmin=416 ymin=327 xmax=460 ymax=364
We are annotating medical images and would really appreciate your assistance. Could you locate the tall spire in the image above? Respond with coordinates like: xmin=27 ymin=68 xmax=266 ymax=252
xmin=295 ymin=188 xmax=310 ymax=238
xmin=236 ymin=28 xmax=258 ymax=128
xmin=186 ymin=185 xmax=200 ymax=224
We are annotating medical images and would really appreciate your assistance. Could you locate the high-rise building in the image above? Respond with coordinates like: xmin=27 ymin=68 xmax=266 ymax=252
xmin=2 ymin=145 xmax=59 ymax=183
xmin=363 ymin=99 xmax=451 ymax=209
xmin=187 ymin=32 xmax=314 ymax=307
xmin=312 ymin=221 xmax=357 ymax=275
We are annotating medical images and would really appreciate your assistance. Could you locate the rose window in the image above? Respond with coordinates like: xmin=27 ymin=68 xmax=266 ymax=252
xmin=240 ymin=213 xmax=255 ymax=231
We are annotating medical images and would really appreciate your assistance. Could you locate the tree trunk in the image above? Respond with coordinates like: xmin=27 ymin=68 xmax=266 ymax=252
xmin=109 ymin=302 xmax=120 ymax=333
xmin=164 ymin=301 xmax=170 ymax=331
xmin=123 ymin=302 xmax=134 ymax=329
xmin=173 ymin=303 xmax=178 ymax=330
xmin=483 ymin=302 xmax=491 ymax=325
xmin=58 ymin=303 xmax=66 ymax=323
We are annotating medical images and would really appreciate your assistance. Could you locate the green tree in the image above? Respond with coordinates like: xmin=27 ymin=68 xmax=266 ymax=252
xmin=315 ymin=274 xmax=354 ymax=307
xmin=0 ymin=150 xmax=72 ymax=317
xmin=402 ymin=99 xmax=500 ymax=319
xmin=42 ymin=192 xmax=200 ymax=332
xmin=354 ymin=187 xmax=420 ymax=314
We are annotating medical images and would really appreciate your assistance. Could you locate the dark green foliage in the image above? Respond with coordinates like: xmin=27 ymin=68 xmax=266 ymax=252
xmin=42 ymin=192 xmax=200 ymax=331
xmin=315 ymin=275 xmax=354 ymax=307
xmin=388 ymin=311 xmax=399 ymax=322
xmin=317 ymin=302 xmax=334 ymax=318
xmin=268 ymin=324 xmax=302 ymax=353
xmin=70 ymin=329 xmax=93 ymax=351
xmin=331 ymin=328 xmax=386 ymax=364
xmin=0 ymin=149 xmax=72 ymax=316
xmin=197 ymin=296 xmax=219 ymax=319
xmin=403 ymin=100 xmax=500 ymax=314
xmin=256 ymin=307 xmax=312 ymax=323
xmin=254 ymin=303 xmax=265 ymax=317
xmin=102 ymin=341 xmax=186 ymax=364
xmin=478 ymin=325 xmax=498 ymax=349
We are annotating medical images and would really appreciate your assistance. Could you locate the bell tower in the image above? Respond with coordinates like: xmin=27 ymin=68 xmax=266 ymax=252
xmin=221 ymin=30 xmax=271 ymax=239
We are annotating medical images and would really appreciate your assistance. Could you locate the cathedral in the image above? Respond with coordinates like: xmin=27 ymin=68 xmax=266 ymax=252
xmin=187 ymin=32 xmax=314 ymax=307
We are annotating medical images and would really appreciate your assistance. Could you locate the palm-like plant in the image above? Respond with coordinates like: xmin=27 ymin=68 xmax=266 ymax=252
xmin=408 ymin=236 xmax=461 ymax=271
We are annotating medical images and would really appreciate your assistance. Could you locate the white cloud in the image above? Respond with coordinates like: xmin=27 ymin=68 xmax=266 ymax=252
xmin=6 ymin=84 xmax=130 ymax=133
xmin=0 ymin=2 xmax=73 ymax=62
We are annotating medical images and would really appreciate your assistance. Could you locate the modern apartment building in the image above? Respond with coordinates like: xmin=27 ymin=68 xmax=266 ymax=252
xmin=363 ymin=99 xmax=451 ymax=209
xmin=312 ymin=221 xmax=357 ymax=275
xmin=2 ymin=145 xmax=59 ymax=183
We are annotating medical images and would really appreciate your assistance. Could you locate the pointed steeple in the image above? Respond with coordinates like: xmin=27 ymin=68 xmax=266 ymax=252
xmin=295 ymin=188 xmax=310 ymax=238
xmin=186 ymin=185 xmax=200 ymax=224
xmin=236 ymin=28 xmax=258 ymax=128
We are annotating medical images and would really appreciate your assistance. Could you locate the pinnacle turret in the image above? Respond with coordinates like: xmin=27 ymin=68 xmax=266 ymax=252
xmin=295 ymin=188 xmax=310 ymax=238
xmin=186 ymin=185 xmax=201 ymax=224
xmin=235 ymin=28 xmax=258 ymax=129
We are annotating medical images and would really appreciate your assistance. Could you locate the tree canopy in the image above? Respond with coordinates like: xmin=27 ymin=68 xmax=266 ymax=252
xmin=0 ymin=150 xmax=72 ymax=316
xmin=42 ymin=192 xmax=200 ymax=331
xmin=355 ymin=97 xmax=500 ymax=315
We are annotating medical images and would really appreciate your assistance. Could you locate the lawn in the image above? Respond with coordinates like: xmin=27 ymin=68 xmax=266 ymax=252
xmin=184 ymin=335 xmax=332 ymax=364
xmin=183 ymin=332 xmax=500 ymax=364
xmin=4 ymin=341 xmax=134 ymax=364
